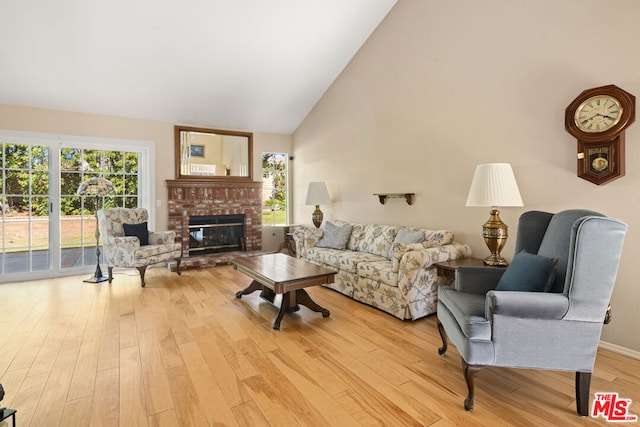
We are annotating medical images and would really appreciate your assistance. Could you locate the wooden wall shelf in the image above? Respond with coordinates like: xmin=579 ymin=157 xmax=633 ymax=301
xmin=373 ymin=193 xmax=415 ymax=205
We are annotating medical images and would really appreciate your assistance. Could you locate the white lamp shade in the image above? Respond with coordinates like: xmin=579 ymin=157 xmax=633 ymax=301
xmin=466 ymin=163 xmax=523 ymax=207
xmin=305 ymin=182 xmax=330 ymax=205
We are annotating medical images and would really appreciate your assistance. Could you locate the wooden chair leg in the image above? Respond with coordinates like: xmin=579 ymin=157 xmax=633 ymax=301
xmin=175 ymin=258 xmax=182 ymax=275
xmin=108 ymin=267 xmax=114 ymax=284
xmin=462 ymin=359 xmax=483 ymax=412
xmin=137 ymin=266 xmax=147 ymax=287
xmin=576 ymin=371 xmax=592 ymax=416
xmin=437 ymin=320 xmax=448 ymax=355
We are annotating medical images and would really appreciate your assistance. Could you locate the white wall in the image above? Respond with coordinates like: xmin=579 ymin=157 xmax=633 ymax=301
xmin=292 ymin=0 xmax=640 ymax=352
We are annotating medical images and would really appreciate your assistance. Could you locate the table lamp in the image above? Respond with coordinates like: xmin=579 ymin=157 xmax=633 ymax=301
xmin=466 ymin=163 xmax=523 ymax=266
xmin=305 ymin=182 xmax=330 ymax=228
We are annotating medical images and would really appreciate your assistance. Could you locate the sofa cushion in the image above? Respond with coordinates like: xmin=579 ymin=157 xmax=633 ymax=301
xmin=495 ymin=250 xmax=558 ymax=292
xmin=359 ymin=224 xmax=399 ymax=258
xmin=391 ymin=242 xmax=421 ymax=272
xmin=388 ymin=227 xmax=426 ymax=258
xmin=317 ymin=221 xmax=353 ymax=250
xmin=305 ymin=247 xmax=386 ymax=273
xmin=123 ymin=222 xmax=149 ymax=246
xmin=357 ymin=261 xmax=398 ymax=287
xmin=292 ymin=227 xmax=323 ymax=258
xmin=333 ymin=220 xmax=366 ymax=251
xmin=348 ymin=223 xmax=366 ymax=251
xmin=304 ymin=247 xmax=344 ymax=271
xmin=423 ymin=230 xmax=455 ymax=248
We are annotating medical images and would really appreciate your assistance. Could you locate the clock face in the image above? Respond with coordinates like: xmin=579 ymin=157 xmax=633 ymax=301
xmin=574 ymin=95 xmax=623 ymax=133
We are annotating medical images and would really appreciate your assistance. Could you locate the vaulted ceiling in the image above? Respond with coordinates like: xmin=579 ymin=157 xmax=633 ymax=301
xmin=0 ymin=0 xmax=396 ymax=134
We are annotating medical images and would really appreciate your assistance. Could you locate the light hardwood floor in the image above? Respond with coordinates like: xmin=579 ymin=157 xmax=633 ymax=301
xmin=0 ymin=265 xmax=639 ymax=426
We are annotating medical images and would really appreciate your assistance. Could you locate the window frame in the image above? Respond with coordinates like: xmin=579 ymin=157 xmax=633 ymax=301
xmin=261 ymin=152 xmax=289 ymax=226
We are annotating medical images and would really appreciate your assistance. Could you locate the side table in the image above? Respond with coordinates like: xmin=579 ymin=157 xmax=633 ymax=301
xmin=434 ymin=258 xmax=506 ymax=285
xmin=273 ymin=224 xmax=300 ymax=257
xmin=0 ymin=408 xmax=17 ymax=427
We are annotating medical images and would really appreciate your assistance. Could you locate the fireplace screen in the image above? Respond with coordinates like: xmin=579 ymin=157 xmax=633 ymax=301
xmin=188 ymin=214 xmax=245 ymax=255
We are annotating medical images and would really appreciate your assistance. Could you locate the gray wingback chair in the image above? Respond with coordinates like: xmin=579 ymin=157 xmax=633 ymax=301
xmin=436 ymin=209 xmax=627 ymax=416
xmin=97 ymin=208 xmax=182 ymax=287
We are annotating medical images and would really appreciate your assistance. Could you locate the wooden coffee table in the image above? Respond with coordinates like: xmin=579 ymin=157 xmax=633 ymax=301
xmin=233 ymin=253 xmax=335 ymax=330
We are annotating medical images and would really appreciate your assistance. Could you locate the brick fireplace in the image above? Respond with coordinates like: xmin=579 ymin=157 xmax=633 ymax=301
xmin=166 ymin=179 xmax=263 ymax=269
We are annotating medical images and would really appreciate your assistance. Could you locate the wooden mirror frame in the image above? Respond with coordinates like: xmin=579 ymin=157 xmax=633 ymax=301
xmin=174 ymin=125 xmax=253 ymax=182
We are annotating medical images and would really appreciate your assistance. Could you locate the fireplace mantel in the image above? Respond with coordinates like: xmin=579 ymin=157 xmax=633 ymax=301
xmin=166 ymin=180 xmax=263 ymax=189
xmin=166 ymin=179 xmax=263 ymax=268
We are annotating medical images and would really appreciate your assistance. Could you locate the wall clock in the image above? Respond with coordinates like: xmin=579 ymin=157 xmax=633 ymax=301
xmin=565 ymin=84 xmax=635 ymax=185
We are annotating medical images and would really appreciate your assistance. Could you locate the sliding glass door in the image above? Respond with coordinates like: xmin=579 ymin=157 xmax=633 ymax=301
xmin=0 ymin=143 xmax=51 ymax=274
xmin=0 ymin=130 xmax=155 ymax=282
xmin=59 ymin=148 xmax=141 ymax=270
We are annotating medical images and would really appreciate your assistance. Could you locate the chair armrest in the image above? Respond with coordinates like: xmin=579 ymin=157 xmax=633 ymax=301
xmin=292 ymin=226 xmax=323 ymax=258
xmin=108 ymin=236 xmax=139 ymax=246
xmin=486 ymin=291 xmax=569 ymax=319
xmin=395 ymin=242 xmax=472 ymax=273
xmin=149 ymin=230 xmax=176 ymax=245
xmin=291 ymin=227 xmax=306 ymax=244
xmin=105 ymin=236 xmax=140 ymax=255
xmin=455 ymin=266 xmax=506 ymax=294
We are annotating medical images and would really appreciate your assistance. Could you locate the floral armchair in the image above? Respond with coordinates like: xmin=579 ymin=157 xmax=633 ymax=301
xmin=97 ymin=208 xmax=182 ymax=287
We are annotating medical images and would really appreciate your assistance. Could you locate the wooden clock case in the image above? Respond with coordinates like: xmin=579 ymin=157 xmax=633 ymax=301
xmin=565 ymin=85 xmax=636 ymax=185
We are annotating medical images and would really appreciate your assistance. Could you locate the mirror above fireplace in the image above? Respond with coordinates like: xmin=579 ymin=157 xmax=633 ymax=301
xmin=174 ymin=125 xmax=253 ymax=182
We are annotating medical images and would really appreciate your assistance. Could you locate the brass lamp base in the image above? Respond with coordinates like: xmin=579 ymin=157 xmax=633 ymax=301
xmin=312 ymin=205 xmax=323 ymax=228
xmin=482 ymin=208 xmax=509 ymax=266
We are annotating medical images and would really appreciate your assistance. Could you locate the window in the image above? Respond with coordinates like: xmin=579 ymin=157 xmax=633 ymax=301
xmin=262 ymin=153 xmax=288 ymax=225
xmin=0 ymin=129 xmax=155 ymax=281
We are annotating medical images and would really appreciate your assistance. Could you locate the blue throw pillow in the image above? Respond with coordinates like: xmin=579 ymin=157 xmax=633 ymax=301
xmin=316 ymin=221 xmax=353 ymax=250
xmin=123 ymin=222 xmax=149 ymax=246
xmin=388 ymin=227 xmax=425 ymax=258
xmin=495 ymin=250 xmax=558 ymax=292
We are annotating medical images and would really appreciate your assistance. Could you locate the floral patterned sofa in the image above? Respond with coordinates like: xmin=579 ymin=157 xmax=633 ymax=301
xmin=292 ymin=220 xmax=472 ymax=320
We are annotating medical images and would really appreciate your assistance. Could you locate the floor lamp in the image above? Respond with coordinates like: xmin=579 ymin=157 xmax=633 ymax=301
xmin=77 ymin=177 xmax=116 ymax=283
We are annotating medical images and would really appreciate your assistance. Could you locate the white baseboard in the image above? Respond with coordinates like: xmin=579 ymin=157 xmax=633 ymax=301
xmin=599 ymin=340 xmax=640 ymax=360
